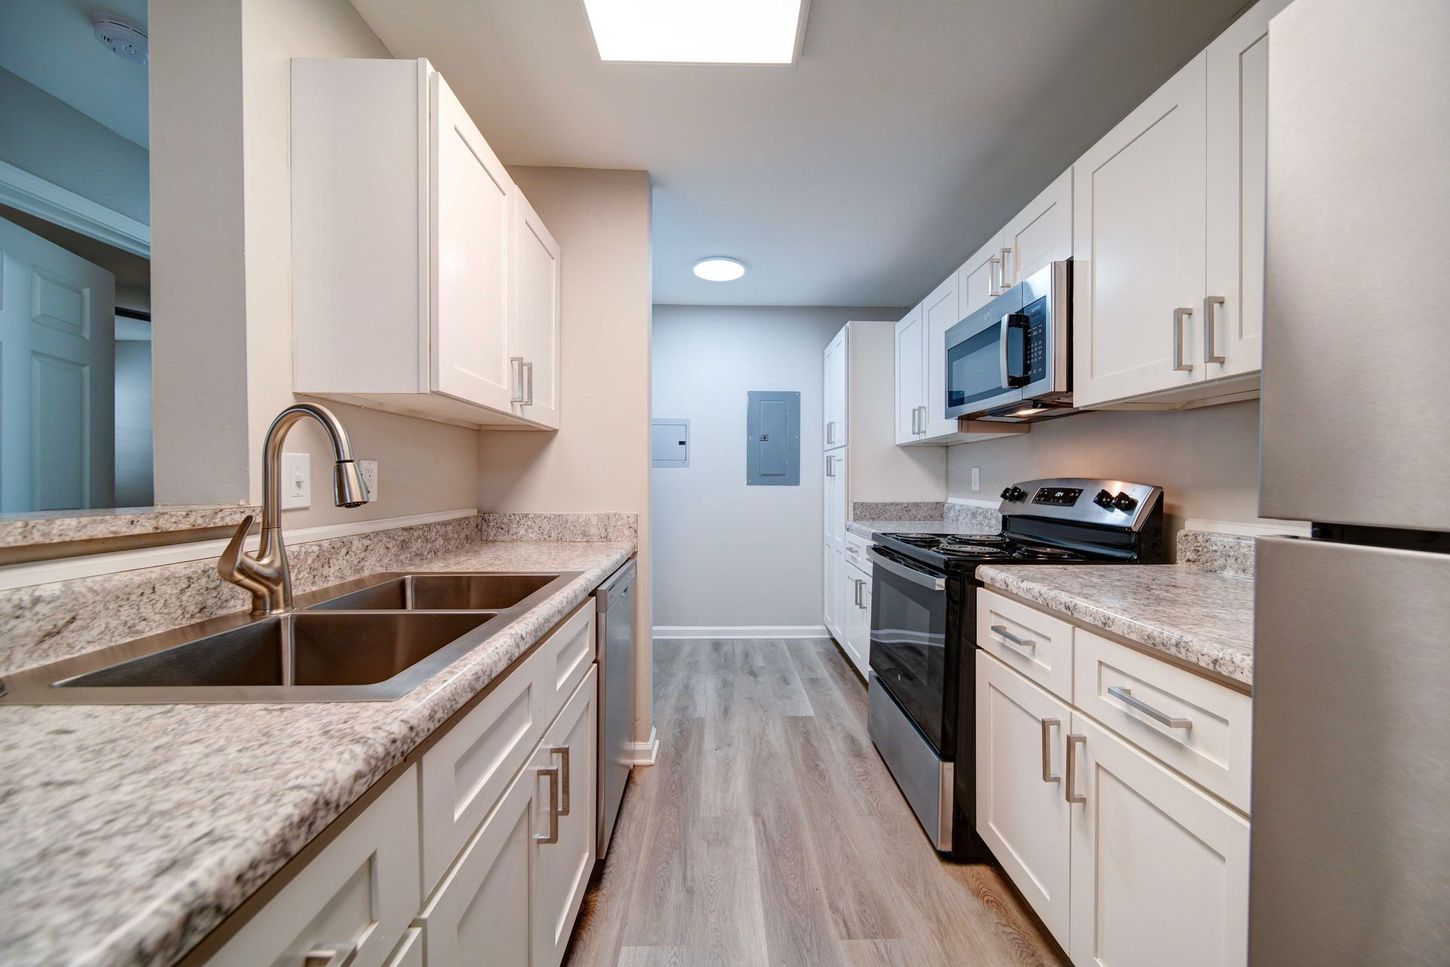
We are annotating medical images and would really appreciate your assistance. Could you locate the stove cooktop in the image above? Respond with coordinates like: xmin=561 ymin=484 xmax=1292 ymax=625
xmin=874 ymin=531 xmax=1108 ymax=570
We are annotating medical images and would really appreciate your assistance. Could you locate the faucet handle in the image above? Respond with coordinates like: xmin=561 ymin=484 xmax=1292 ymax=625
xmin=218 ymin=514 xmax=257 ymax=585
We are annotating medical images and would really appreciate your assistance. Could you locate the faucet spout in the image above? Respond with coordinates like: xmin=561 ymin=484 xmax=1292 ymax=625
xmin=221 ymin=403 xmax=371 ymax=616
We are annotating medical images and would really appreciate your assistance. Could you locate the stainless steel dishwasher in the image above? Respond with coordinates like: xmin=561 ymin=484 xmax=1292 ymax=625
xmin=594 ymin=558 xmax=636 ymax=858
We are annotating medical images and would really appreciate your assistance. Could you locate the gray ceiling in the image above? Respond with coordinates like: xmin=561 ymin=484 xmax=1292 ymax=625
xmin=352 ymin=0 xmax=1250 ymax=307
xmin=0 ymin=0 xmax=149 ymax=148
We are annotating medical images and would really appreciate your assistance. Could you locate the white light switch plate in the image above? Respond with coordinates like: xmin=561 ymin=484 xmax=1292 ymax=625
xmin=358 ymin=459 xmax=379 ymax=501
xmin=281 ymin=452 xmax=310 ymax=510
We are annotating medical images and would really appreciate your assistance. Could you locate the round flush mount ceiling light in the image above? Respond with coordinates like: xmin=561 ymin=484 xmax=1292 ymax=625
xmin=693 ymin=257 xmax=746 ymax=282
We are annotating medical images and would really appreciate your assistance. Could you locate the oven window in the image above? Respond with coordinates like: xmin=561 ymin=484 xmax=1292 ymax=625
xmin=947 ymin=323 xmax=1006 ymax=410
xmin=869 ymin=552 xmax=949 ymax=754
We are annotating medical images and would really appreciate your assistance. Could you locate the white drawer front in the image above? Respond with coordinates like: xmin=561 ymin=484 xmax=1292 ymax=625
xmin=1074 ymin=628 xmax=1252 ymax=812
xmin=538 ymin=601 xmax=596 ymax=719
xmin=844 ymin=532 xmax=871 ymax=573
xmin=977 ymin=589 xmax=1074 ymax=701
xmin=210 ymin=765 xmax=421 ymax=967
xmin=421 ymin=649 xmax=548 ymax=893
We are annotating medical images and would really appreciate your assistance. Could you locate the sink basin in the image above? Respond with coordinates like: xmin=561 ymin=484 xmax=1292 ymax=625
xmin=0 ymin=568 xmax=584 ymax=705
xmin=307 ymin=573 xmax=560 ymax=612
xmin=58 ymin=611 xmax=496 ymax=690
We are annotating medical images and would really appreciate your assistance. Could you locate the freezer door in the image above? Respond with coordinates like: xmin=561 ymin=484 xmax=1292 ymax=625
xmin=1259 ymin=0 xmax=1450 ymax=529
xmin=1250 ymin=537 xmax=1450 ymax=965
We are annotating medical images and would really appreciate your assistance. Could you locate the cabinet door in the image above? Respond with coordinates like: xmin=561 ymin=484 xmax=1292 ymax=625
xmin=823 ymin=541 xmax=843 ymax=640
xmin=893 ymin=305 xmax=925 ymax=444
xmin=975 ymin=652 xmax=1072 ymax=947
xmin=823 ymin=450 xmax=848 ymax=546
xmin=1072 ymin=54 xmax=1208 ymax=407
xmin=1205 ymin=0 xmax=1287 ymax=381
xmin=1004 ymin=169 xmax=1072 ymax=287
xmin=1068 ymin=713 xmax=1250 ymax=967
xmin=823 ymin=327 xmax=847 ymax=449
xmin=513 ymin=191 xmax=562 ymax=428
xmin=958 ymin=234 xmax=1005 ymax=317
xmin=532 ymin=667 xmax=597 ymax=967
xmin=841 ymin=563 xmax=871 ymax=678
xmin=922 ymin=273 xmax=960 ymax=439
xmin=430 ymin=71 xmax=516 ymax=411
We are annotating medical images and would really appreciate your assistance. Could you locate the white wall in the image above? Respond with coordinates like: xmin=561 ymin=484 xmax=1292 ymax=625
xmin=651 ymin=306 xmax=899 ymax=630
xmin=945 ymin=399 xmax=1267 ymax=551
xmin=113 ymin=334 xmax=153 ymax=507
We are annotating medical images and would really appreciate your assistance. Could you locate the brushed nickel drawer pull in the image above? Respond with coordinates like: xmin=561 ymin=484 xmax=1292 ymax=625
xmin=1108 ymin=685 xmax=1193 ymax=730
xmin=534 ymin=765 xmax=560 ymax=844
xmin=1065 ymin=734 xmax=1086 ymax=804
xmin=1172 ymin=307 xmax=1193 ymax=372
xmin=991 ymin=624 xmax=1036 ymax=651
xmin=1041 ymin=718 xmax=1061 ymax=783
xmin=1203 ymin=295 xmax=1226 ymax=364
xmin=550 ymin=745 xmax=571 ymax=816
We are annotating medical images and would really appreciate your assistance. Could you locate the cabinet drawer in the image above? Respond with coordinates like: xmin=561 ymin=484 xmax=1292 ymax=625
xmin=209 ymin=766 xmax=421 ymax=967
xmin=977 ymin=589 xmax=1074 ymax=701
xmin=1074 ymin=628 xmax=1252 ymax=812
xmin=537 ymin=601 xmax=596 ymax=718
xmin=844 ymin=532 xmax=871 ymax=573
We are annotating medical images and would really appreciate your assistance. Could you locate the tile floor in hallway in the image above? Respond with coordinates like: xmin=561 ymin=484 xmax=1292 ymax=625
xmin=564 ymin=637 xmax=1068 ymax=967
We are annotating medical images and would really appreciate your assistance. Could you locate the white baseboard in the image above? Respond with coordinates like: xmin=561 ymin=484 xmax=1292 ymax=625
xmin=652 ymin=624 xmax=830 ymax=640
xmin=622 ymin=727 xmax=659 ymax=766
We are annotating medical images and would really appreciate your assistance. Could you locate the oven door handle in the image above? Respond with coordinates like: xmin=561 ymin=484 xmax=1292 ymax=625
xmin=867 ymin=547 xmax=946 ymax=591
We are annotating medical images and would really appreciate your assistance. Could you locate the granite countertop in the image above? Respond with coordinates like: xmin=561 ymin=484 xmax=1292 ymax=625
xmin=976 ymin=563 xmax=1254 ymax=688
xmin=0 ymin=539 xmax=633 ymax=967
xmin=845 ymin=518 xmax=995 ymax=539
xmin=0 ymin=504 xmax=258 ymax=549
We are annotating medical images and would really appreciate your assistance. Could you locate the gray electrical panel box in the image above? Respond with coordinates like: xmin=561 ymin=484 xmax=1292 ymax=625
xmin=746 ymin=391 xmax=800 ymax=486
xmin=651 ymin=419 xmax=690 ymax=468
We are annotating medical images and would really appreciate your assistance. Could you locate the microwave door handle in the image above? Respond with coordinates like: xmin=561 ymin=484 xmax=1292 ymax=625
xmin=998 ymin=313 xmax=1010 ymax=392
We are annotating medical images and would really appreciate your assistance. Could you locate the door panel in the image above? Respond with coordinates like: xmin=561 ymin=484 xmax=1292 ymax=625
xmin=513 ymin=193 xmax=561 ymax=427
xmin=893 ymin=306 xmax=924 ymax=444
xmin=0 ymin=217 xmax=115 ymax=511
xmin=430 ymin=73 xmax=515 ymax=410
xmin=1073 ymin=54 xmax=1208 ymax=406
xmin=959 ymin=234 xmax=1004 ymax=317
xmin=824 ymin=327 xmax=846 ymax=450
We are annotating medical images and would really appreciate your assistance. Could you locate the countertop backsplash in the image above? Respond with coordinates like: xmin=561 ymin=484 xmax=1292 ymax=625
xmin=1177 ymin=529 xmax=1258 ymax=577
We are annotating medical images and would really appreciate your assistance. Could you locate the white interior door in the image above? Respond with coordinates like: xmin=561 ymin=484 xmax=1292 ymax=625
xmin=430 ymin=72 xmax=515 ymax=411
xmin=0 ymin=217 xmax=115 ymax=511
xmin=1205 ymin=0 xmax=1287 ymax=380
xmin=1072 ymin=54 xmax=1208 ymax=407
xmin=893 ymin=306 xmax=924 ymax=444
xmin=512 ymin=192 xmax=562 ymax=428
xmin=1068 ymin=713 xmax=1250 ymax=967
xmin=975 ymin=651 xmax=1072 ymax=947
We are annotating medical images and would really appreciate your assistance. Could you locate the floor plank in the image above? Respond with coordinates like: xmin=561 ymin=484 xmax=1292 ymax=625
xmin=565 ymin=638 xmax=1068 ymax=967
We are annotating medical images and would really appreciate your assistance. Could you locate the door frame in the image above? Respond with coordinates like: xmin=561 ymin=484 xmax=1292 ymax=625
xmin=0 ymin=160 xmax=150 ymax=258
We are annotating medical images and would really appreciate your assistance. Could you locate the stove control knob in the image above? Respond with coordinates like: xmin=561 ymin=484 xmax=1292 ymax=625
xmin=1000 ymin=487 xmax=1015 ymax=500
xmin=1114 ymin=492 xmax=1139 ymax=512
xmin=1093 ymin=489 xmax=1116 ymax=510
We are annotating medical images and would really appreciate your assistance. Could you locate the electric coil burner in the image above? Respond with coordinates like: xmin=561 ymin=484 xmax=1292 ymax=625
xmin=865 ymin=477 xmax=1164 ymax=858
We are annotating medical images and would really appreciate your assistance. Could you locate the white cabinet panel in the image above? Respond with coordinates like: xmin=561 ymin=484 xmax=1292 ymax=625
xmin=824 ymin=326 xmax=847 ymax=450
xmin=922 ymin=274 xmax=959 ymax=439
xmin=824 ymin=541 xmax=843 ymax=641
xmin=536 ymin=602 xmax=596 ymax=718
xmin=1068 ymin=713 xmax=1250 ymax=967
xmin=512 ymin=191 xmax=562 ymax=428
xmin=210 ymin=766 xmax=421 ymax=967
xmin=976 ymin=652 xmax=1072 ymax=947
xmin=958 ymin=234 xmax=1005 ymax=318
xmin=1003 ymin=169 xmax=1072 ymax=288
xmin=1073 ymin=53 xmax=1208 ymax=407
xmin=977 ymin=589 xmax=1074 ymax=702
xmin=383 ymin=928 xmax=423 ymax=967
xmin=841 ymin=561 xmax=871 ymax=678
xmin=430 ymin=72 xmax=515 ymax=411
xmin=893 ymin=305 xmax=926 ymax=444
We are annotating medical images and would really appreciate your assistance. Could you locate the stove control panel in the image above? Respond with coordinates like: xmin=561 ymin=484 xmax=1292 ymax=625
xmin=1034 ymin=486 xmax=1084 ymax=506
xmin=999 ymin=477 xmax=1164 ymax=532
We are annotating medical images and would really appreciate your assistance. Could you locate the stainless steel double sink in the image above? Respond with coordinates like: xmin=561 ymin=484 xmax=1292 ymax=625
xmin=0 ymin=571 xmax=581 ymax=705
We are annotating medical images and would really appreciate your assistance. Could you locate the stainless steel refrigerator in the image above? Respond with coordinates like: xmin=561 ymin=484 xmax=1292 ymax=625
xmin=1251 ymin=0 xmax=1450 ymax=963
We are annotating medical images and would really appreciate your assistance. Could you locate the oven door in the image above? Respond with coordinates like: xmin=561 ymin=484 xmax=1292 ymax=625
xmin=868 ymin=546 xmax=951 ymax=754
xmin=944 ymin=285 xmax=1026 ymax=418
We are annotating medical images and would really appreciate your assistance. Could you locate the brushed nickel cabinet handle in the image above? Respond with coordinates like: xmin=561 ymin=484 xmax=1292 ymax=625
xmin=990 ymin=624 xmax=1036 ymax=651
xmin=303 ymin=941 xmax=359 ymax=967
xmin=1000 ymin=246 xmax=1014 ymax=288
xmin=827 ymin=420 xmax=836 ymax=445
xmin=509 ymin=356 xmax=525 ymax=403
xmin=1041 ymin=718 xmax=1061 ymax=783
xmin=1172 ymin=307 xmax=1193 ymax=372
xmin=523 ymin=361 xmax=535 ymax=406
xmin=1065 ymin=734 xmax=1086 ymax=804
xmin=534 ymin=765 xmax=560 ymax=844
xmin=1108 ymin=685 xmax=1193 ymax=730
xmin=1203 ymin=295 xmax=1226 ymax=364
xmin=549 ymin=745 xmax=571 ymax=816
xmin=825 ymin=455 xmax=836 ymax=477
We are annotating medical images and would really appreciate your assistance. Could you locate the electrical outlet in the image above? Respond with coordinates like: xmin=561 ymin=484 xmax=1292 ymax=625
xmin=281 ymin=452 xmax=310 ymax=510
xmin=971 ymin=466 xmax=981 ymax=492
xmin=358 ymin=459 xmax=379 ymax=501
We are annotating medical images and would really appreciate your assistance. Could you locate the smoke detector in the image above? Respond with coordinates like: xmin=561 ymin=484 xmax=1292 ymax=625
xmin=92 ymin=15 xmax=147 ymax=65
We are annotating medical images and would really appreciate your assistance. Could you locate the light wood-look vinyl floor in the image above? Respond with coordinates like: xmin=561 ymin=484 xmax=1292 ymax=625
xmin=565 ymin=638 xmax=1068 ymax=967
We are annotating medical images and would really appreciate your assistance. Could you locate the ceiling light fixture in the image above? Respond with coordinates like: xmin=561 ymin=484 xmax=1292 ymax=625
xmin=582 ymin=0 xmax=808 ymax=65
xmin=693 ymin=257 xmax=746 ymax=282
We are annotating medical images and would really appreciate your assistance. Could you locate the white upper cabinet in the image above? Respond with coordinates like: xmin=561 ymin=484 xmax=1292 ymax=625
xmin=921 ymin=273 xmax=960 ymax=438
xmin=431 ymin=71 xmax=516 ymax=413
xmin=959 ymin=234 xmax=1005 ymax=319
xmin=893 ymin=305 xmax=926 ymax=444
xmin=512 ymin=191 xmax=563 ymax=428
xmin=292 ymin=58 xmax=560 ymax=430
xmin=1072 ymin=53 xmax=1209 ymax=407
xmin=1003 ymin=169 xmax=1072 ymax=289
xmin=823 ymin=327 xmax=847 ymax=450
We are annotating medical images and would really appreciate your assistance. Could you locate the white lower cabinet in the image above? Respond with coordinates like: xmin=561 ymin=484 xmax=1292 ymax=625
xmin=1068 ymin=713 xmax=1249 ymax=967
xmin=840 ymin=561 xmax=871 ymax=678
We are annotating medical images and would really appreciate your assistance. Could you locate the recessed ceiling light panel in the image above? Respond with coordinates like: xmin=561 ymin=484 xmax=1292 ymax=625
xmin=693 ymin=257 xmax=746 ymax=281
xmin=583 ymin=0 xmax=807 ymax=65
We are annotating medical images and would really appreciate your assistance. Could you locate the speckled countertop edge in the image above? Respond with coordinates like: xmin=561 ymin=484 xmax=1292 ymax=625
xmin=0 ymin=540 xmax=632 ymax=967
xmin=0 ymin=505 xmax=260 ymax=548
xmin=976 ymin=563 xmax=1254 ymax=687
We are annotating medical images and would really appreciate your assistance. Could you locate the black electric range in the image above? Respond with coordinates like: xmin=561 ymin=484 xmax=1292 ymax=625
xmin=865 ymin=477 xmax=1164 ymax=859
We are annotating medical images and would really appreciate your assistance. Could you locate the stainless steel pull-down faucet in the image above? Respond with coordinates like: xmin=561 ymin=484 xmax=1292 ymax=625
xmin=219 ymin=403 xmax=371 ymax=615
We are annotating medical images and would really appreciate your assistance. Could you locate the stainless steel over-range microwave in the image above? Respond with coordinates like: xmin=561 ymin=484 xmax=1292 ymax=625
xmin=943 ymin=259 xmax=1071 ymax=420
